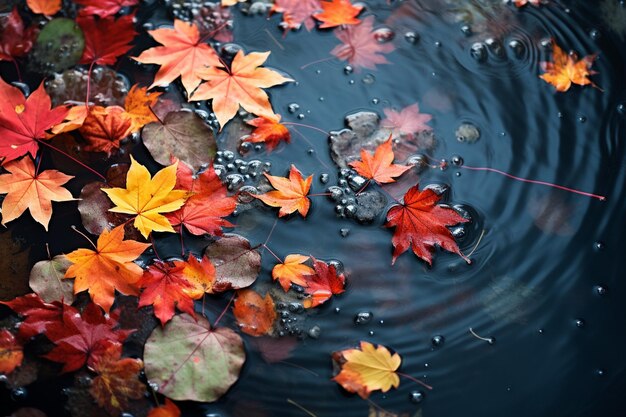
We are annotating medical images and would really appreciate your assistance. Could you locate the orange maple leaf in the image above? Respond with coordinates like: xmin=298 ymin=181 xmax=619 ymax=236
xmin=349 ymin=136 xmax=412 ymax=184
xmin=27 ymin=0 xmax=61 ymax=15
xmin=50 ymin=105 xmax=89 ymax=135
xmin=64 ymin=224 xmax=150 ymax=313
xmin=79 ymin=106 xmax=133 ymax=156
xmin=123 ymin=84 xmax=162 ymax=133
xmin=539 ymin=39 xmax=599 ymax=92
xmin=272 ymin=254 xmax=314 ymax=291
xmin=0 ymin=156 xmax=74 ymax=230
xmin=245 ymin=114 xmax=291 ymax=151
xmin=0 ymin=329 xmax=23 ymax=375
xmin=192 ymin=50 xmax=293 ymax=129
xmin=252 ymin=164 xmax=312 ymax=217
xmin=233 ymin=289 xmax=276 ymax=337
xmin=314 ymin=0 xmax=363 ymax=28
xmin=147 ymin=399 xmax=180 ymax=417
xmin=133 ymin=19 xmax=221 ymax=96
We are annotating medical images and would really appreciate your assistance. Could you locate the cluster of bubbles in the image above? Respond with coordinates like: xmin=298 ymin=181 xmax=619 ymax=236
xmin=326 ymin=168 xmax=387 ymax=224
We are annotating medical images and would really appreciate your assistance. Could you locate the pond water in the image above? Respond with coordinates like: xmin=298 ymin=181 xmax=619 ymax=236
xmin=1 ymin=1 xmax=626 ymax=416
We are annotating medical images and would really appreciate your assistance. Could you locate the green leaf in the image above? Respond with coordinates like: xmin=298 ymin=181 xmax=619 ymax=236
xmin=29 ymin=18 xmax=85 ymax=74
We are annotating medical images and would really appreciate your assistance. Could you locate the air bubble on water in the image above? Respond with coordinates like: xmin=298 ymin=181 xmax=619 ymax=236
xmin=617 ymin=103 xmax=626 ymax=115
xmin=348 ymin=79 xmax=355 ymax=85
xmin=315 ymin=69 xmax=321 ymax=74
xmin=320 ymin=173 xmax=329 ymax=184
xmin=431 ymin=335 xmax=445 ymax=348
xmin=372 ymin=98 xmax=380 ymax=104
xmin=538 ymin=329 xmax=544 ymax=334
xmin=340 ymin=228 xmax=350 ymax=237
xmin=508 ymin=39 xmax=525 ymax=59
xmin=334 ymin=307 xmax=341 ymax=314
xmin=409 ymin=390 xmax=425 ymax=403
xmin=594 ymin=241 xmax=605 ymax=251
xmin=460 ymin=25 xmax=472 ymax=37
xmin=596 ymin=369 xmax=606 ymax=377
xmin=344 ymin=65 xmax=354 ymax=74
xmin=578 ymin=115 xmax=587 ymax=123
xmin=575 ymin=318 xmax=586 ymax=328
xmin=355 ymin=311 xmax=373 ymax=325
xmin=470 ymin=43 xmax=487 ymax=62
xmin=362 ymin=74 xmax=376 ymax=84
xmin=451 ymin=155 xmax=464 ymax=166
xmin=368 ymin=330 xmax=375 ymax=336
xmin=595 ymin=285 xmax=607 ymax=296
xmin=434 ymin=41 xmax=442 ymax=47
xmin=287 ymin=103 xmax=300 ymax=113
xmin=319 ymin=96 xmax=325 ymax=102
xmin=404 ymin=31 xmax=419 ymax=44
xmin=485 ymin=37 xmax=505 ymax=58
xmin=11 ymin=387 xmax=27 ymax=401
xmin=373 ymin=27 xmax=394 ymax=43
xmin=540 ymin=37 xmax=552 ymax=49
xmin=297 ymin=113 xmax=305 ymax=120
xmin=589 ymin=29 xmax=601 ymax=40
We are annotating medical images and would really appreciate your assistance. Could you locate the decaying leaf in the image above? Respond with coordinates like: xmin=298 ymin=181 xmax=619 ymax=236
xmin=203 ymin=234 xmax=261 ymax=291
xmin=252 ymin=165 xmax=312 ymax=217
xmin=233 ymin=289 xmax=276 ymax=337
xmin=29 ymin=255 xmax=74 ymax=303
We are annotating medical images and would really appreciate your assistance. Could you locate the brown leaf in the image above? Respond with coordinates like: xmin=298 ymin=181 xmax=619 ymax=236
xmin=203 ymin=234 xmax=261 ymax=292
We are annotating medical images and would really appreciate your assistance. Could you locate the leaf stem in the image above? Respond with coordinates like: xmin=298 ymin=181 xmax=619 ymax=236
xmin=469 ymin=327 xmax=491 ymax=342
xmin=467 ymin=229 xmax=485 ymax=258
xmin=396 ymin=372 xmax=433 ymax=390
xmin=11 ymin=59 xmax=22 ymax=83
xmin=213 ymin=291 xmax=236 ymax=327
xmin=262 ymin=243 xmax=282 ymax=263
xmin=85 ymin=61 xmax=95 ymax=107
xmin=71 ymin=225 xmax=97 ymax=250
xmin=150 ymin=235 xmax=163 ymax=261
xmin=37 ymin=139 xmax=107 ymax=182
xmin=286 ymin=399 xmax=318 ymax=417
xmin=282 ymin=122 xmax=329 ymax=136
xmin=300 ymin=56 xmax=335 ymax=70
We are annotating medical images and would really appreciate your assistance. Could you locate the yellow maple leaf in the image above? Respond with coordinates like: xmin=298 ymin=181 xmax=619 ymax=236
xmin=272 ymin=254 xmax=314 ymax=291
xmin=102 ymin=156 xmax=188 ymax=238
xmin=123 ymin=84 xmax=162 ymax=133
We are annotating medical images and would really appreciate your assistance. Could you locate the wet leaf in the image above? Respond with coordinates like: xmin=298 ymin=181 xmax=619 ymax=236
xmin=0 ymin=329 xmax=23 ymax=374
xmin=144 ymin=314 xmax=245 ymax=402
xmin=272 ymin=254 xmax=314 ymax=292
xmin=381 ymin=103 xmax=433 ymax=140
xmin=50 ymin=104 xmax=89 ymax=135
xmin=0 ymin=232 xmax=31 ymax=302
xmin=78 ymin=106 xmax=133 ymax=156
xmin=349 ymin=136 xmax=412 ymax=184
xmin=147 ymin=399 xmax=180 ymax=417
xmin=192 ymin=50 xmax=294 ymax=129
xmin=333 ymin=341 xmax=401 ymax=399
xmin=245 ymin=114 xmax=291 ymax=152
xmin=27 ymin=0 xmax=61 ymax=15
xmin=203 ymin=234 xmax=261 ymax=291
xmin=0 ymin=293 xmax=64 ymax=340
xmin=64 ymin=224 xmax=150 ymax=313
xmin=302 ymin=258 xmax=345 ymax=308
xmin=75 ymin=0 xmax=139 ymax=17
xmin=271 ymin=0 xmax=320 ymax=32
xmin=539 ymin=39 xmax=599 ymax=92
xmin=252 ymin=164 xmax=312 ymax=217
xmin=514 ymin=0 xmax=541 ymax=7
xmin=221 ymin=0 xmax=245 ymax=6
xmin=314 ymin=0 xmax=363 ymax=28
xmin=385 ymin=184 xmax=468 ymax=265
xmin=0 ymin=8 xmax=37 ymax=62
xmin=123 ymin=84 xmax=162 ymax=133
xmin=331 ymin=16 xmax=394 ymax=70
xmin=29 ymin=255 xmax=74 ymax=303
xmin=28 ymin=18 xmax=83 ymax=74
xmin=141 ymin=111 xmax=217 ymax=172
xmin=233 ymin=289 xmax=276 ymax=337
xmin=77 ymin=14 xmax=136 ymax=66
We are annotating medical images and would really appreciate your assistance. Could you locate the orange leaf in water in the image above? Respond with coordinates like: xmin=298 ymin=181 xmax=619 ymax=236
xmin=349 ymin=136 xmax=412 ymax=184
xmin=331 ymin=16 xmax=394 ymax=71
xmin=272 ymin=254 xmax=314 ymax=291
xmin=271 ymin=0 xmax=320 ymax=32
xmin=50 ymin=105 xmax=89 ymax=135
xmin=27 ymin=0 xmax=61 ymax=15
xmin=77 ymin=14 xmax=137 ymax=66
xmin=333 ymin=341 xmax=401 ymax=399
xmin=302 ymin=258 xmax=345 ymax=308
xmin=123 ymin=84 xmax=162 ymax=133
xmin=79 ymin=106 xmax=133 ymax=156
xmin=539 ymin=39 xmax=599 ymax=92
xmin=314 ymin=0 xmax=363 ymax=28
xmin=252 ymin=165 xmax=312 ymax=217
xmin=0 ymin=329 xmax=23 ymax=374
xmin=148 ymin=399 xmax=181 ymax=417
xmin=133 ymin=19 xmax=221 ymax=96
xmin=385 ymin=184 xmax=469 ymax=265
xmin=192 ymin=50 xmax=293 ymax=129
xmin=245 ymin=114 xmax=291 ymax=151
xmin=233 ymin=289 xmax=276 ymax=337
xmin=0 ymin=156 xmax=74 ymax=230
xmin=64 ymin=224 xmax=150 ymax=313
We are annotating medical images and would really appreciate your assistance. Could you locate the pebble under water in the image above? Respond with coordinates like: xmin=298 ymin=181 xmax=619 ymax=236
xmin=2 ymin=1 xmax=626 ymax=416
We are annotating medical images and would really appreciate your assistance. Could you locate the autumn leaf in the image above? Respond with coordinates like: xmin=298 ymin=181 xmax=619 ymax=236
xmin=0 ymin=78 xmax=68 ymax=164
xmin=29 ymin=255 xmax=74 ymax=303
xmin=539 ymin=39 xmax=598 ymax=92
xmin=0 ymin=157 xmax=74 ymax=230
xmin=123 ymin=84 xmax=162 ymax=133
xmin=27 ymin=0 xmax=61 ymax=16
xmin=75 ymin=0 xmax=140 ymax=17
xmin=385 ymin=184 xmax=468 ymax=265
xmin=303 ymin=258 xmax=345 ymax=308
xmin=133 ymin=19 xmax=221 ymax=96
xmin=148 ymin=399 xmax=180 ymax=417
xmin=515 ymin=0 xmax=541 ymax=6
xmin=272 ymin=254 xmax=314 ymax=292
xmin=221 ymin=0 xmax=245 ymax=6
xmin=0 ymin=293 xmax=64 ymax=340
xmin=252 ymin=164 xmax=312 ymax=217
xmin=79 ymin=106 xmax=133 ymax=156
xmin=0 ymin=8 xmax=37 ymax=62
xmin=192 ymin=50 xmax=294 ymax=129
xmin=180 ymin=255 xmax=216 ymax=297
xmin=333 ymin=341 xmax=401 ymax=399
xmin=77 ymin=14 xmax=137 ymax=66
xmin=233 ymin=289 xmax=276 ymax=337
xmin=50 ymin=105 xmax=89 ymax=135
xmin=245 ymin=114 xmax=291 ymax=151
xmin=349 ymin=136 xmax=412 ymax=184
xmin=314 ymin=0 xmax=363 ymax=28
xmin=64 ymin=224 xmax=150 ymax=313
xmin=331 ymin=16 xmax=394 ymax=70
xmin=0 ymin=329 xmax=23 ymax=375
xmin=381 ymin=103 xmax=432 ymax=140
xmin=102 ymin=156 xmax=188 ymax=238
xmin=203 ymin=234 xmax=261 ymax=291
xmin=271 ymin=0 xmax=321 ymax=32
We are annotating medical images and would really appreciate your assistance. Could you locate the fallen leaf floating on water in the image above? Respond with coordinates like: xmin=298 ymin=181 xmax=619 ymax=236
xmin=349 ymin=136 xmax=412 ymax=184
xmin=203 ymin=234 xmax=261 ymax=292
xmin=75 ymin=0 xmax=139 ymax=17
xmin=29 ymin=255 xmax=74 ymax=303
xmin=272 ymin=254 xmax=315 ymax=292
xmin=0 ymin=8 xmax=37 ymax=62
xmin=303 ymin=258 xmax=345 ymax=308
xmin=0 ymin=293 xmax=64 ymax=340
xmin=381 ymin=103 xmax=433 ymax=139
xmin=233 ymin=289 xmax=277 ymax=337
xmin=245 ymin=114 xmax=291 ymax=151
xmin=333 ymin=341 xmax=401 ymax=399
xmin=539 ymin=39 xmax=599 ymax=92
xmin=221 ymin=0 xmax=246 ymax=6
xmin=0 ymin=78 xmax=68 ymax=164
xmin=514 ymin=0 xmax=542 ymax=7
xmin=50 ymin=104 xmax=89 ymax=135
xmin=147 ymin=399 xmax=181 ymax=417
xmin=0 ymin=157 xmax=74 ymax=230
xmin=27 ymin=0 xmax=62 ymax=16
xmin=102 ymin=156 xmax=188 ymax=238
xmin=123 ymin=84 xmax=162 ymax=133
xmin=133 ymin=19 xmax=221 ymax=96
xmin=271 ymin=0 xmax=321 ymax=32
xmin=385 ymin=184 xmax=469 ymax=265
xmin=0 ymin=329 xmax=23 ymax=375
xmin=192 ymin=50 xmax=294 ymax=129
xmin=314 ymin=0 xmax=363 ymax=28
xmin=77 ymin=14 xmax=137 ymax=66
xmin=331 ymin=16 xmax=395 ymax=71
xmin=64 ymin=224 xmax=150 ymax=313
xmin=252 ymin=164 xmax=312 ymax=217
xmin=78 ymin=106 xmax=133 ymax=156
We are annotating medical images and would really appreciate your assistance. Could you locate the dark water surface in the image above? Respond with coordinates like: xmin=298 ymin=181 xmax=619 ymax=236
xmin=2 ymin=0 xmax=626 ymax=416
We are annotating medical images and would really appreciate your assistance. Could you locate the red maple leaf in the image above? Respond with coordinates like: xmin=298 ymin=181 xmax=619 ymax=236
xmin=271 ymin=0 xmax=320 ymax=32
xmin=77 ymin=14 xmax=137 ymax=66
xmin=75 ymin=0 xmax=140 ymax=17
xmin=385 ymin=184 xmax=469 ymax=265
xmin=0 ymin=78 xmax=68 ymax=164
xmin=245 ymin=115 xmax=291 ymax=151
xmin=0 ymin=8 xmax=37 ymax=62
xmin=0 ymin=293 xmax=64 ymax=341
xmin=331 ymin=16 xmax=394 ymax=70
xmin=43 ymin=302 xmax=133 ymax=372
xmin=303 ymin=258 xmax=345 ymax=308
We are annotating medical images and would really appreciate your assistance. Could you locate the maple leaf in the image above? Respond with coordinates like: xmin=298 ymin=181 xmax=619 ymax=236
xmin=43 ymin=302 xmax=132 ymax=372
xmin=166 ymin=161 xmax=236 ymax=236
xmin=221 ymin=0 xmax=245 ymax=5
xmin=0 ymin=8 xmax=37 ymax=62
xmin=385 ymin=184 xmax=469 ymax=265
xmin=349 ymin=136 xmax=412 ymax=184
xmin=123 ymin=84 xmax=162 ymax=133
xmin=272 ymin=254 xmax=314 ymax=292
xmin=75 ymin=0 xmax=140 ymax=17
xmin=0 ymin=78 xmax=68 ymax=164
xmin=102 ymin=156 xmax=188 ymax=238
xmin=333 ymin=341 xmax=401 ymax=399
xmin=27 ymin=0 xmax=61 ymax=16
xmin=64 ymin=224 xmax=150 ymax=312
xmin=77 ymin=14 xmax=137 ymax=66
xmin=539 ymin=39 xmax=598 ymax=92
xmin=89 ymin=343 xmax=145 ymax=416
xmin=331 ymin=16 xmax=395 ymax=71
xmin=252 ymin=164 xmax=312 ymax=217
xmin=381 ymin=103 xmax=432 ymax=140
xmin=0 ymin=329 xmax=23 ymax=375
xmin=180 ymin=255 xmax=216 ymax=297
xmin=192 ymin=50 xmax=294 ymax=129
xmin=271 ymin=0 xmax=321 ymax=32
xmin=148 ymin=399 xmax=181 ymax=417
xmin=244 ymin=114 xmax=291 ymax=151
xmin=0 ymin=157 xmax=74 ymax=230
xmin=51 ymin=105 xmax=89 ymax=135
xmin=133 ymin=19 xmax=221 ymax=97
xmin=79 ymin=106 xmax=133 ymax=156
xmin=314 ymin=0 xmax=363 ymax=28
xmin=514 ymin=0 xmax=541 ymax=6
xmin=233 ymin=289 xmax=276 ymax=337
xmin=303 ymin=258 xmax=345 ymax=308
xmin=0 ymin=293 xmax=64 ymax=340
